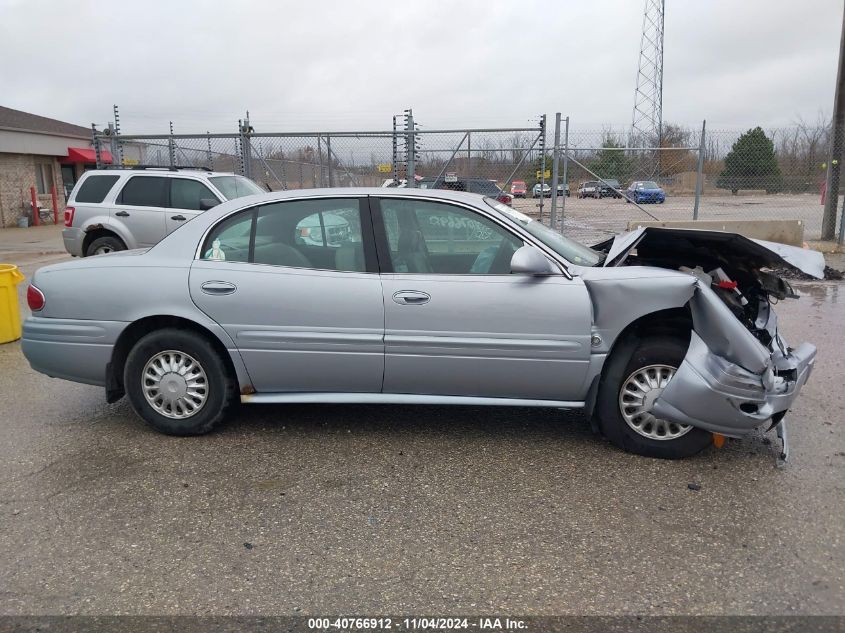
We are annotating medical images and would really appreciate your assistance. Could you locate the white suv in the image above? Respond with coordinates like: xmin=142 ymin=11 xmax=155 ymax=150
xmin=63 ymin=168 xmax=265 ymax=256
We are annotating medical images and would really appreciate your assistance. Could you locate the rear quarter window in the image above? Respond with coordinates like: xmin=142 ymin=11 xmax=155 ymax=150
xmin=73 ymin=175 xmax=120 ymax=203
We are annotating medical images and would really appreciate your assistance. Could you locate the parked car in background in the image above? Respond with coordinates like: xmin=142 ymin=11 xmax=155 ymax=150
xmin=598 ymin=179 xmax=622 ymax=198
xmin=418 ymin=176 xmax=513 ymax=205
xmin=63 ymin=167 xmax=265 ymax=257
xmin=511 ymin=181 xmax=527 ymax=198
xmin=556 ymin=182 xmax=571 ymax=197
xmin=532 ymin=183 xmax=551 ymax=198
xmin=625 ymin=181 xmax=666 ymax=204
xmin=578 ymin=181 xmax=600 ymax=198
xmin=23 ymin=188 xmax=820 ymax=462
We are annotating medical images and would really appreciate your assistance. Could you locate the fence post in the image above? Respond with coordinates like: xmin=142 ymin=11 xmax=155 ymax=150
xmin=538 ymin=115 xmax=547 ymax=222
xmin=560 ymin=116 xmax=569 ymax=231
xmin=240 ymin=116 xmax=253 ymax=179
xmin=550 ymin=113 xmax=561 ymax=229
xmin=466 ymin=131 xmax=472 ymax=180
xmin=91 ymin=124 xmax=102 ymax=169
xmin=108 ymin=122 xmax=119 ymax=168
xmin=326 ymin=134 xmax=333 ymax=187
xmin=406 ymin=110 xmax=415 ymax=188
xmin=317 ymin=135 xmax=323 ymax=187
xmin=113 ymin=104 xmax=124 ymax=166
xmin=693 ymin=119 xmax=706 ymax=220
xmin=168 ymin=121 xmax=176 ymax=169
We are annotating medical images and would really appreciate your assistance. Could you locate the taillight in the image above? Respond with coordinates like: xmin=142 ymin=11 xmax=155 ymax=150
xmin=64 ymin=206 xmax=75 ymax=228
xmin=27 ymin=285 xmax=45 ymax=311
xmin=498 ymin=194 xmax=513 ymax=205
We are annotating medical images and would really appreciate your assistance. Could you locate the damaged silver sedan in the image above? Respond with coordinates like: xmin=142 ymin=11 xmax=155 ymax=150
xmin=21 ymin=189 xmax=820 ymax=460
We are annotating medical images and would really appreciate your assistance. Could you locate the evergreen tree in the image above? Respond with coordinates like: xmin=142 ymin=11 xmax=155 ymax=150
xmin=716 ymin=127 xmax=783 ymax=194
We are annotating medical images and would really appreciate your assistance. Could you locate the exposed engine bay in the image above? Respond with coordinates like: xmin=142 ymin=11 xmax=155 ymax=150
xmin=592 ymin=227 xmax=825 ymax=346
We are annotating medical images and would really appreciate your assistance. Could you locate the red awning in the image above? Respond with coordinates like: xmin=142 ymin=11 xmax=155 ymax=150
xmin=59 ymin=147 xmax=113 ymax=164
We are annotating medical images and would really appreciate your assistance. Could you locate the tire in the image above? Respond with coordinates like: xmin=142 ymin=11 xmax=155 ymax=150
xmin=124 ymin=328 xmax=235 ymax=436
xmin=596 ymin=335 xmax=711 ymax=459
xmin=86 ymin=235 xmax=126 ymax=257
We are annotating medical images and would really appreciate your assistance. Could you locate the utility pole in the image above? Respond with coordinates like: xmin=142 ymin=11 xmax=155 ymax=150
xmin=822 ymin=5 xmax=845 ymax=241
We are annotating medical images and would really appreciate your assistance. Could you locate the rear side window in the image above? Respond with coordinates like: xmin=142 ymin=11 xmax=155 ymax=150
xmin=169 ymin=178 xmax=220 ymax=210
xmin=74 ymin=175 xmax=119 ymax=203
xmin=118 ymin=176 xmax=168 ymax=207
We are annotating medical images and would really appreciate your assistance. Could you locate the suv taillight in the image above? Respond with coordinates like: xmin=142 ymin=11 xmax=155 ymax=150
xmin=64 ymin=206 xmax=75 ymax=228
xmin=27 ymin=285 xmax=45 ymax=311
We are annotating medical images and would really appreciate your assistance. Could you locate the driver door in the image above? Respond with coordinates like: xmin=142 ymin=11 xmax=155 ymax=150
xmin=373 ymin=196 xmax=593 ymax=401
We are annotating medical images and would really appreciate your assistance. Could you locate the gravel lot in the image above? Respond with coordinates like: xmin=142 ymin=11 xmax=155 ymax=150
xmin=514 ymin=192 xmax=840 ymax=244
xmin=0 ymin=249 xmax=842 ymax=616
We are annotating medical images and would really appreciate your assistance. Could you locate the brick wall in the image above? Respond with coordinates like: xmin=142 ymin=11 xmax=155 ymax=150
xmin=0 ymin=153 xmax=65 ymax=227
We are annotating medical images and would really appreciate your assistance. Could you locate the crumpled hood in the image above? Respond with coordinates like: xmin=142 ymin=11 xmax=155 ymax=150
xmin=593 ymin=227 xmax=825 ymax=280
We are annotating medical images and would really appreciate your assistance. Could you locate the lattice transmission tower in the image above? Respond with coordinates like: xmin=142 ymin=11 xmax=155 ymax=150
xmin=631 ymin=0 xmax=665 ymax=148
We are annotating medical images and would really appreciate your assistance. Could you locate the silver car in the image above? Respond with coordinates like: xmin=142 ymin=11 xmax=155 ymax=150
xmin=22 ymin=188 xmax=821 ymax=460
xmin=62 ymin=168 xmax=265 ymax=257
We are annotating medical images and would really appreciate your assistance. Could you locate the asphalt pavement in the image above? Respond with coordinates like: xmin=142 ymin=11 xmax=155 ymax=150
xmin=0 ymin=242 xmax=843 ymax=616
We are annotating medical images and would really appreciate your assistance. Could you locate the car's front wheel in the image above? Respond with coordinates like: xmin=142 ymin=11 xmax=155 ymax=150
xmin=596 ymin=335 xmax=712 ymax=459
xmin=124 ymin=329 xmax=235 ymax=435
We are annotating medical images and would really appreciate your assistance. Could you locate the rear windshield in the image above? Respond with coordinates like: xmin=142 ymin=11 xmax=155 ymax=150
xmin=74 ymin=175 xmax=119 ymax=203
xmin=209 ymin=176 xmax=265 ymax=200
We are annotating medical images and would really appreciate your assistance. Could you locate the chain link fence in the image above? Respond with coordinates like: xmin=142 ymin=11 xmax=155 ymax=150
xmin=94 ymin=115 xmax=843 ymax=246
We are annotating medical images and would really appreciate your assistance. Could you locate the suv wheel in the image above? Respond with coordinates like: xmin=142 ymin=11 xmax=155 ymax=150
xmin=596 ymin=335 xmax=711 ymax=459
xmin=124 ymin=329 xmax=235 ymax=435
xmin=86 ymin=235 xmax=126 ymax=256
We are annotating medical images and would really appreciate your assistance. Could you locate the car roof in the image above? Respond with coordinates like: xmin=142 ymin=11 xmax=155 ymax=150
xmin=80 ymin=169 xmax=241 ymax=179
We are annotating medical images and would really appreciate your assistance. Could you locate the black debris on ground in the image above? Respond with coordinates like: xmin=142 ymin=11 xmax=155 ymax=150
xmin=771 ymin=264 xmax=844 ymax=281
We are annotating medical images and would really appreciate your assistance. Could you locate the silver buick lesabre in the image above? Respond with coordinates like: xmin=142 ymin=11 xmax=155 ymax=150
xmin=21 ymin=188 xmax=821 ymax=460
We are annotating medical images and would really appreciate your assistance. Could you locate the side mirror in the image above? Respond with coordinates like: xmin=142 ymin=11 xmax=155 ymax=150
xmin=510 ymin=245 xmax=557 ymax=275
xmin=199 ymin=198 xmax=219 ymax=211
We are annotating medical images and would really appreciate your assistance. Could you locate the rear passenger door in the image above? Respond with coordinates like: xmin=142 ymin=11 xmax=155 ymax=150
xmin=112 ymin=176 xmax=168 ymax=247
xmin=165 ymin=178 xmax=222 ymax=235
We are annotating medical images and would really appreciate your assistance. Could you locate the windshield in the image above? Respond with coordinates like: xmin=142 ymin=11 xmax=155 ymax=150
xmin=483 ymin=198 xmax=602 ymax=266
xmin=209 ymin=176 xmax=265 ymax=200
xmin=640 ymin=181 xmax=660 ymax=189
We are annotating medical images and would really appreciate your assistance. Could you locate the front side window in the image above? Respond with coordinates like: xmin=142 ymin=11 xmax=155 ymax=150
xmin=201 ymin=198 xmax=367 ymax=272
xmin=484 ymin=198 xmax=602 ymax=266
xmin=118 ymin=176 xmax=168 ymax=207
xmin=378 ymin=199 xmax=522 ymax=274
xmin=74 ymin=175 xmax=119 ymax=203
xmin=169 ymin=178 xmax=220 ymax=210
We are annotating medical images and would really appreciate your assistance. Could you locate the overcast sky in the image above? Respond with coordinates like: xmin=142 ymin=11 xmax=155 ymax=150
xmin=0 ymin=0 xmax=841 ymax=134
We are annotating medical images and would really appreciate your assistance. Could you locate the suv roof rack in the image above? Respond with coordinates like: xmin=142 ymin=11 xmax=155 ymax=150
xmin=96 ymin=164 xmax=213 ymax=172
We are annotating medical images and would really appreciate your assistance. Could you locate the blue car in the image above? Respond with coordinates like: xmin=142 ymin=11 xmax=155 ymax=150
xmin=625 ymin=181 xmax=666 ymax=204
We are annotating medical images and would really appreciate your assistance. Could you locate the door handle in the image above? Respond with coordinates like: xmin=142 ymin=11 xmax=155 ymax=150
xmin=171 ymin=215 xmax=186 ymax=221
xmin=392 ymin=290 xmax=430 ymax=305
xmin=201 ymin=280 xmax=237 ymax=295
xmin=115 ymin=211 xmax=129 ymax=217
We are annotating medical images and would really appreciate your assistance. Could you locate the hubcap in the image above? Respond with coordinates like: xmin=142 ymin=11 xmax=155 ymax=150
xmin=142 ymin=350 xmax=208 ymax=419
xmin=94 ymin=245 xmax=113 ymax=254
xmin=619 ymin=364 xmax=692 ymax=441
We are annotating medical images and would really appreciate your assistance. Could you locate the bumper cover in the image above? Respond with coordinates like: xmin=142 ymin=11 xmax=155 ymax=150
xmin=62 ymin=227 xmax=84 ymax=257
xmin=652 ymin=331 xmax=816 ymax=437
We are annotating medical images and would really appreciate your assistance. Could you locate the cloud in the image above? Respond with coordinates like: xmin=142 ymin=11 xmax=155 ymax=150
xmin=0 ymin=0 xmax=840 ymax=133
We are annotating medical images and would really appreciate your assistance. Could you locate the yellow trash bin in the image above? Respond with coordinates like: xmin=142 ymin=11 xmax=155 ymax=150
xmin=0 ymin=263 xmax=26 ymax=344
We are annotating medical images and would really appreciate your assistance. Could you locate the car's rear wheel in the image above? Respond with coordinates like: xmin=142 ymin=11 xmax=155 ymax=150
xmin=124 ymin=329 xmax=235 ymax=435
xmin=86 ymin=235 xmax=126 ymax=256
xmin=596 ymin=335 xmax=712 ymax=459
